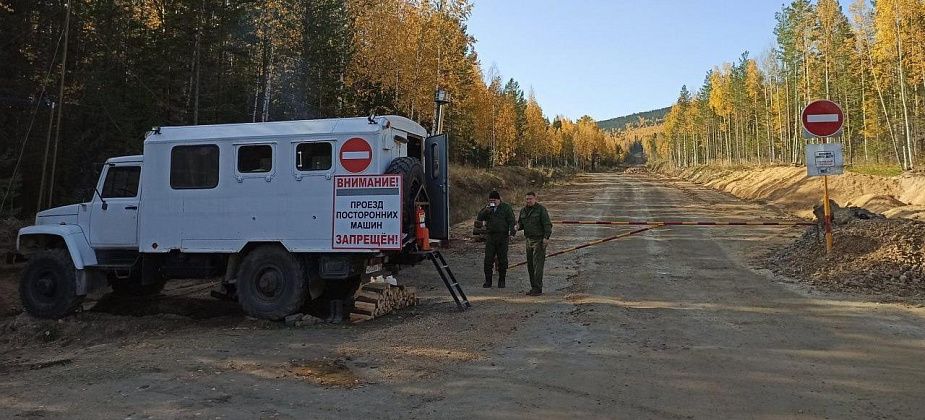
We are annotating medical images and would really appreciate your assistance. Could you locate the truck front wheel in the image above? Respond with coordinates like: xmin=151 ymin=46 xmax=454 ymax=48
xmin=19 ymin=249 xmax=84 ymax=319
xmin=236 ymin=246 xmax=307 ymax=320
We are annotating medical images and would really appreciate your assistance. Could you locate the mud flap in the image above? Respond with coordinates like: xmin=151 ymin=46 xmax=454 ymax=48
xmin=75 ymin=270 xmax=107 ymax=296
xmin=76 ymin=270 xmax=88 ymax=296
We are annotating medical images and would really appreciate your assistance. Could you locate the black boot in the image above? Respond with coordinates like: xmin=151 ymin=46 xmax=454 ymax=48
xmin=498 ymin=271 xmax=506 ymax=288
xmin=483 ymin=273 xmax=492 ymax=288
xmin=326 ymin=299 xmax=344 ymax=323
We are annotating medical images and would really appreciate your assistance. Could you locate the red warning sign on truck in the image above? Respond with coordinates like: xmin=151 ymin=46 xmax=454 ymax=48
xmin=333 ymin=175 xmax=403 ymax=250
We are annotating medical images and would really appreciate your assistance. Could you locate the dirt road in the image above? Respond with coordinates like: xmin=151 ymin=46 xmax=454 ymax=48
xmin=2 ymin=172 xmax=925 ymax=419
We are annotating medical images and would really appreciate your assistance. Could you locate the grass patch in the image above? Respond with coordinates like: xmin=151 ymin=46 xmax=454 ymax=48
xmin=449 ymin=165 xmax=576 ymax=224
xmin=848 ymin=164 xmax=904 ymax=177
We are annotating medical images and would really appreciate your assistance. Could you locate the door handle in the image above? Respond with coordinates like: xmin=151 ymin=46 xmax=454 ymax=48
xmin=125 ymin=206 xmax=138 ymax=210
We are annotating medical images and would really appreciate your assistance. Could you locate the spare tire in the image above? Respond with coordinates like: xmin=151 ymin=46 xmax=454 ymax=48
xmin=385 ymin=157 xmax=426 ymax=231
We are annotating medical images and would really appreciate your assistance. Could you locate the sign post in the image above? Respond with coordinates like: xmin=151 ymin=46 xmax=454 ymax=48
xmin=802 ymin=99 xmax=845 ymax=254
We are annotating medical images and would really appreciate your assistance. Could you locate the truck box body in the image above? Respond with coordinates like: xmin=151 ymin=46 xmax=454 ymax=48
xmin=138 ymin=116 xmax=427 ymax=254
xmin=16 ymin=115 xmax=449 ymax=320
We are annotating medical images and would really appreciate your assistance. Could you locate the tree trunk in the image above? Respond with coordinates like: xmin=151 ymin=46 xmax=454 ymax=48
xmin=868 ymin=50 xmax=901 ymax=166
xmin=843 ymin=90 xmax=852 ymax=164
xmin=861 ymin=71 xmax=869 ymax=162
xmin=765 ymin=82 xmax=773 ymax=163
xmin=895 ymin=11 xmax=913 ymax=169
xmin=262 ymin=44 xmax=273 ymax=122
xmin=48 ymin=0 xmax=71 ymax=208
xmin=192 ymin=31 xmax=201 ymax=125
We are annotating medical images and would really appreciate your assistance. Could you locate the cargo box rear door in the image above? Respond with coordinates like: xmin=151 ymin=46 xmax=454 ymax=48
xmin=424 ymin=134 xmax=449 ymax=240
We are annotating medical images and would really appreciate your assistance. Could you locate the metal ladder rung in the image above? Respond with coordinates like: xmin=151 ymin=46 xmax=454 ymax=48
xmin=427 ymin=250 xmax=470 ymax=310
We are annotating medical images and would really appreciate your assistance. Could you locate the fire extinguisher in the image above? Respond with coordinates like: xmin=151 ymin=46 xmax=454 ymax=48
xmin=415 ymin=206 xmax=431 ymax=251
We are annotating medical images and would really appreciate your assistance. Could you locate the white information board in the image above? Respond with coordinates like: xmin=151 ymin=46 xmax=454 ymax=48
xmin=333 ymin=175 xmax=403 ymax=250
xmin=806 ymin=143 xmax=845 ymax=177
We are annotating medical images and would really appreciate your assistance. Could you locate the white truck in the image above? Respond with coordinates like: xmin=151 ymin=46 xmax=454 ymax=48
xmin=16 ymin=115 xmax=449 ymax=320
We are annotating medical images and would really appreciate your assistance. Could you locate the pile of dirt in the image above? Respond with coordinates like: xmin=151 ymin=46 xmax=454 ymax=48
xmin=1 ymin=218 xmax=24 ymax=263
xmin=651 ymin=164 xmax=925 ymax=221
xmin=812 ymin=200 xmax=883 ymax=225
xmin=624 ymin=166 xmax=648 ymax=174
xmin=0 ymin=311 xmax=195 ymax=352
xmin=845 ymin=194 xmax=907 ymax=214
xmin=766 ymin=218 xmax=925 ymax=301
xmin=0 ymin=265 xmax=21 ymax=317
xmin=1 ymin=218 xmax=26 ymax=316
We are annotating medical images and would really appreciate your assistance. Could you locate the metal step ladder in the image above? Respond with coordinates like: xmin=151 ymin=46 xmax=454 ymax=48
xmin=425 ymin=250 xmax=470 ymax=310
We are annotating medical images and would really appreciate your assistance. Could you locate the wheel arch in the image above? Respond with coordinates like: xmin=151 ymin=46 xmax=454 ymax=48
xmin=17 ymin=225 xmax=98 ymax=269
xmin=238 ymin=241 xmax=289 ymax=258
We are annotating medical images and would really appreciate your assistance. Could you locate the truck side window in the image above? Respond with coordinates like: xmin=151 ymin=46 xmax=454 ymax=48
xmin=171 ymin=145 xmax=219 ymax=189
xmin=237 ymin=145 xmax=273 ymax=173
xmin=101 ymin=166 xmax=141 ymax=198
xmin=296 ymin=142 xmax=332 ymax=171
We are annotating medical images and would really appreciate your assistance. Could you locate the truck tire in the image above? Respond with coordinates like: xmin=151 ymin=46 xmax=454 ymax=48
xmin=109 ymin=272 xmax=166 ymax=297
xmin=385 ymin=157 xmax=426 ymax=231
xmin=19 ymin=249 xmax=84 ymax=319
xmin=236 ymin=246 xmax=308 ymax=320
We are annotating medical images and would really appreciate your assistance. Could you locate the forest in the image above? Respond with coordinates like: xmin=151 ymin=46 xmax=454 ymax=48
xmin=650 ymin=0 xmax=925 ymax=171
xmin=0 ymin=0 xmax=626 ymax=219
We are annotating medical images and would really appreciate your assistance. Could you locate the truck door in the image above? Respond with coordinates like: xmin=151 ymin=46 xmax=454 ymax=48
xmin=424 ymin=134 xmax=449 ymax=240
xmin=90 ymin=163 xmax=141 ymax=248
xmin=294 ymin=140 xmax=335 ymax=243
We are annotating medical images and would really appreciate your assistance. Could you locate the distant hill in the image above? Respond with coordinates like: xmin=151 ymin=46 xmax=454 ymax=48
xmin=597 ymin=106 xmax=671 ymax=131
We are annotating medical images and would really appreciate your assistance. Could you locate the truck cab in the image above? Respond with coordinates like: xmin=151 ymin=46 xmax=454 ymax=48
xmin=17 ymin=115 xmax=449 ymax=320
xmin=30 ymin=155 xmax=142 ymax=247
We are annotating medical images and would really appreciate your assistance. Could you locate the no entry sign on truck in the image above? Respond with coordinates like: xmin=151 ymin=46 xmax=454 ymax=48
xmin=339 ymin=138 xmax=373 ymax=173
xmin=333 ymin=175 xmax=403 ymax=250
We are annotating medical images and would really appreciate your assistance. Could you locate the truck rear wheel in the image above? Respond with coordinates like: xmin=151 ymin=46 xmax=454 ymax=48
xmin=19 ymin=249 xmax=84 ymax=319
xmin=385 ymin=157 xmax=426 ymax=231
xmin=236 ymin=246 xmax=307 ymax=320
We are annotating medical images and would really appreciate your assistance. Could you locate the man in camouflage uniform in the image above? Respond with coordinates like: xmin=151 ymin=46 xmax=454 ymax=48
xmin=517 ymin=191 xmax=552 ymax=296
xmin=477 ymin=190 xmax=516 ymax=288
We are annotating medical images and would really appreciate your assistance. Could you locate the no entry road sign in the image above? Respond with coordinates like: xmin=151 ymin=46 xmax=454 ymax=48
xmin=339 ymin=137 xmax=373 ymax=173
xmin=801 ymin=100 xmax=844 ymax=137
xmin=801 ymin=100 xmax=843 ymax=254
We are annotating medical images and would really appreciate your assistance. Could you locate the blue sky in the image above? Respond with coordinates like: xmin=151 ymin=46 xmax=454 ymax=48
xmin=467 ymin=1 xmax=814 ymax=121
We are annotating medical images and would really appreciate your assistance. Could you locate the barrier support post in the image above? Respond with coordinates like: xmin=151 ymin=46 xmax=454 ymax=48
xmin=823 ymin=175 xmax=833 ymax=254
